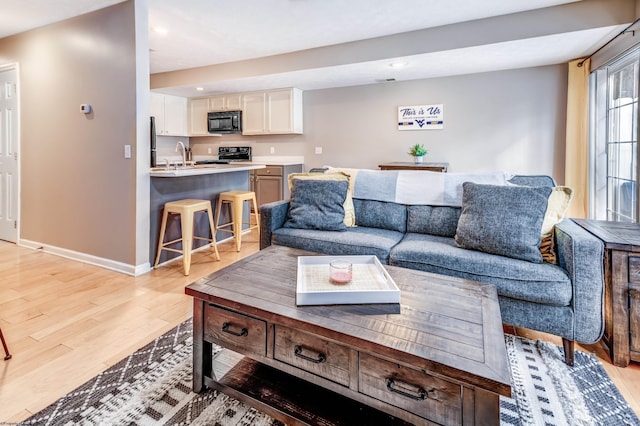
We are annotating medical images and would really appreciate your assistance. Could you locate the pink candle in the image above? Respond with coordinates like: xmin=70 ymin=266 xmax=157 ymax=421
xmin=329 ymin=260 xmax=352 ymax=284
xmin=330 ymin=271 xmax=352 ymax=284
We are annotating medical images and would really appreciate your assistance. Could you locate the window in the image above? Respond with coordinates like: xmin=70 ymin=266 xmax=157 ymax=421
xmin=590 ymin=49 xmax=639 ymax=221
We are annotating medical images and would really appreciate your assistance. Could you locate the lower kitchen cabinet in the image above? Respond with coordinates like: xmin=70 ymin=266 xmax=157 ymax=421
xmin=251 ymin=164 xmax=303 ymax=207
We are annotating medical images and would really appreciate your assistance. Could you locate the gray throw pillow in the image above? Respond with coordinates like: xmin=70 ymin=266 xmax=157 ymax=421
xmin=454 ymin=182 xmax=552 ymax=263
xmin=284 ymin=179 xmax=348 ymax=231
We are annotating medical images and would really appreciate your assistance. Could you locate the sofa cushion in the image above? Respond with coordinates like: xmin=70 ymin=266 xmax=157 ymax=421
xmin=288 ymin=172 xmax=355 ymax=227
xmin=272 ymin=226 xmax=404 ymax=263
xmin=406 ymin=205 xmax=461 ymax=237
xmin=540 ymin=187 xmax=573 ymax=264
xmin=353 ymin=199 xmax=407 ymax=233
xmin=284 ymin=179 xmax=348 ymax=231
xmin=455 ymin=182 xmax=552 ymax=263
xmin=390 ymin=233 xmax=572 ymax=306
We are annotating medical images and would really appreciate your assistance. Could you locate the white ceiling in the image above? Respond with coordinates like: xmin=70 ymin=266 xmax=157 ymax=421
xmin=0 ymin=0 xmax=629 ymax=97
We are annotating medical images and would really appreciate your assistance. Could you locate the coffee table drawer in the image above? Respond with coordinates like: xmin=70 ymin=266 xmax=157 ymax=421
xmin=204 ymin=304 xmax=267 ymax=357
xmin=274 ymin=325 xmax=352 ymax=387
xmin=359 ymin=353 xmax=462 ymax=424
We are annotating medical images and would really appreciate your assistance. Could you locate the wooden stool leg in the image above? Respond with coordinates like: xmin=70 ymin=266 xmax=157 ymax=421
xmin=181 ymin=211 xmax=194 ymax=276
xmin=251 ymin=195 xmax=260 ymax=239
xmin=214 ymin=196 xmax=223 ymax=232
xmin=232 ymin=199 xmax=243 ymax=252
xmin=154 ymin=208 xmax=170 ymax=268
xmin=206 ymin=206 xmax=220 ymax=261
xmin=0 ymin=327 xmax=11 ymax=360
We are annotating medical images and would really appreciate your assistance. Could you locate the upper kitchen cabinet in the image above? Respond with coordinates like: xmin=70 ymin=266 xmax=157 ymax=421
xmin=242 ymin=88 xmax=303 ymax=135
xmin=209 ymin=93 xmax=242 ymax=111
xmin=150 ymin=92 xmax=188 ymax=136
xmin=188 ymin=97 xmax=209 ymax=136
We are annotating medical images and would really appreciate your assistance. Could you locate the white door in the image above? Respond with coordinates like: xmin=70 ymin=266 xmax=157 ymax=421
xmin=0 ymin=66 xmax=19 ymax=243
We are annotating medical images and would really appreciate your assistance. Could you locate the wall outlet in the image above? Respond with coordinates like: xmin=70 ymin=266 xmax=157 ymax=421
xmin=270 ymin=146 xmax=275 ymax=154
xmin=315 ymin=146 xmax=323 ymax=154
xmin=124 ymin=144 xmax=131 ymax=158
xmin=207 ymin=147 xmax=212 ymax=154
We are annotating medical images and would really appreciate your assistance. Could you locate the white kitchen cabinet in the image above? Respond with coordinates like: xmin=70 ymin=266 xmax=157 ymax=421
xmin=209 ymin=93 xmax=242 ymax=111
xmin=188 ymin=97 xmax=209 ymax=136
xmin=150 ymin=92 xmax=188 ymax=136
xmin=242 ymin=88 xmax=303 ymax=135
xmin=242 ymin=92 xmax=267 ymax=134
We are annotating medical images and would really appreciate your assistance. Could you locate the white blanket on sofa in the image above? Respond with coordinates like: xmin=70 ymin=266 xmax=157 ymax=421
xmin=351 ymin=170 xmax=514 ymax=206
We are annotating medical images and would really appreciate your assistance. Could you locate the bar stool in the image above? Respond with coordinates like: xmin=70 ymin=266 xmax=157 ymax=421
xmin=215 ymin=190 xmax=260 ymax=252
xmin=154 ymin=199 xmax=220 ymax=276
xmin=0 ymin=326 xmax=11 ymax=360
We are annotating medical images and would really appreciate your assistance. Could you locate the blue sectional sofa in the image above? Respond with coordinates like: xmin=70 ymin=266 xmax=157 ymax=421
xmin=259 ymin=171 xmax=605 ymax=365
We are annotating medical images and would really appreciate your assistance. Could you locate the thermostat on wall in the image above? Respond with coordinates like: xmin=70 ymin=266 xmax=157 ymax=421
xmin=80 ymin=104 xmax=92 ymax=114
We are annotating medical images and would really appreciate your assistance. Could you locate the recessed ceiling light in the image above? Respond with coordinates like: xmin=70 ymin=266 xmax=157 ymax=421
xmin=153 ymin=26 xmax=168 ymax=35
xmin=389 ymin=61 xmax=408 ymax=68
xmin=196 ymin=87 xmax=204 ymax=91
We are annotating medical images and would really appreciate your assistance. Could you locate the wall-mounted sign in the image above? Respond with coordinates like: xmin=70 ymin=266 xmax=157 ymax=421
xmin=398 ymin=104 xmax=443 ymax=130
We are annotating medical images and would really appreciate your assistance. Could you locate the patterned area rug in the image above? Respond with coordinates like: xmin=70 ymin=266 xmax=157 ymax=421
xmin=22 ymin=319 xmax=640 ymax=426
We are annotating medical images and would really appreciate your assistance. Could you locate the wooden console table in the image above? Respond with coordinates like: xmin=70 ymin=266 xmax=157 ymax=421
xmin=573 ymin=219 xmax=640 ymax=367
xmin=378 ymin=162 xmax=448 ymax=172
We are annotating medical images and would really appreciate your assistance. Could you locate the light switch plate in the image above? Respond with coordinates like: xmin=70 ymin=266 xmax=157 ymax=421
xmin=124 ymin=145 xmax=131 ymax=158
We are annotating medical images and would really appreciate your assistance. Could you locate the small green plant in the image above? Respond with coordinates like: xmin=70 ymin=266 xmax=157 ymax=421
xmin=408 ymin=144 xmax=427 ymax=157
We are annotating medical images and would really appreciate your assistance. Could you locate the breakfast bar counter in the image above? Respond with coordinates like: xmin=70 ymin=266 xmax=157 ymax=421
xmin=149 ymin=163 xmax=265 ymax=177
xmin=150 ymin=163 xmax=266 ymax=266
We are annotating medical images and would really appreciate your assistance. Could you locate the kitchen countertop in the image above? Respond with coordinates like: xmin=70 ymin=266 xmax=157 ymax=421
xmin=249 ymin=155 xmax=305 ymax=165
xmin=159 ymin=155 xmax=305 ymax=166
xmin=150 ymin=155 xmax=305 ymax=177
xmin=149 ymin=163 xmax=266 ymax=177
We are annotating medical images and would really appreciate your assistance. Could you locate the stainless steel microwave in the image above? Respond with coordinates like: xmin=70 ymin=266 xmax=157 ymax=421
xmin=207 ymin=110 xmax=242 ymax=134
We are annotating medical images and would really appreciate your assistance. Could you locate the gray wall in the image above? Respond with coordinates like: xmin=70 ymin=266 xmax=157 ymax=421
xmin=0 ymin=2 xmax=139 ymax=265
xmin=192 ymin=64 xmax=568 ymax=182
xmin=302 ymin=65 xmax=567 ymax=179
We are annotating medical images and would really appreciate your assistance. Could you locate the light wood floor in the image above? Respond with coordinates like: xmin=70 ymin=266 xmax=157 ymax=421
xmin=1 ymin=233 xmax=639 ymax=423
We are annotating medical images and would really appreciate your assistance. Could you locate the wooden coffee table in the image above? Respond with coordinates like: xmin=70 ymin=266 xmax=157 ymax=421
xmin=186 ymin=246 xmax=511 ymax=425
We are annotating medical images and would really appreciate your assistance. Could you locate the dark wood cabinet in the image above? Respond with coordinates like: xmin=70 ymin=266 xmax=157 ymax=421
xmin=378 ymin=162 xmax=448 ymax=172
xmin=250 ymin=164 xmax=303 ymax=207
xmin=573 ymin=219 xmax=640 ymax=367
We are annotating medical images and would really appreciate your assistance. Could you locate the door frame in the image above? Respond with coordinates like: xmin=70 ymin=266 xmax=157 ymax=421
xmin=0 ymin=63 xmax=20 ymax=243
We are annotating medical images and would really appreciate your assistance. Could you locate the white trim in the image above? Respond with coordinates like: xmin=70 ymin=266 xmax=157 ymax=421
xmin=18 ymin=235 xmax=238 ymax=276
xmin=19 ymin=238 xmax=144 ymax=276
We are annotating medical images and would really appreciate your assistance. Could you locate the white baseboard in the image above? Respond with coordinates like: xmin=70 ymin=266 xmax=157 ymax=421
xmin=19 ymin=239 xmax=148 ymax=276
xmin=18 ymin=232 xmax=245 ymax=277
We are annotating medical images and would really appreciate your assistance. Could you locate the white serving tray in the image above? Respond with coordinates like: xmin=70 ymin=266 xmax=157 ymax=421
xmin=296 ymin=255 xmax=400 ymax=306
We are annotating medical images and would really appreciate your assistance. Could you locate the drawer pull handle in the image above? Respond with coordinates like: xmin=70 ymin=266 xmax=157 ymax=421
xmin=294 ymin=345 xmax=326 ymax=364
xmin=386 ymin=378 xmax=428 ymax=401
xmin=222 ymin=322 xmax=248 ymax=337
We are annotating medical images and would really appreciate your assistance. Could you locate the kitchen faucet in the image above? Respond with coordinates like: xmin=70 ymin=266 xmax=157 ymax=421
xmin=175 ymin=141 xmax=186 ymax=168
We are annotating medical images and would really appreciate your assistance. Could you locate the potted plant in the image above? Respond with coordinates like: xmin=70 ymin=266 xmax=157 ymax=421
xmin=408 ymin=144 xmax=428 ymax=163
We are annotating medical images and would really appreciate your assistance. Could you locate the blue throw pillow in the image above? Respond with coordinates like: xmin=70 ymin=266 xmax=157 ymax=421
xmin=284 ymin=179 xmax=348 ymax=231
xmin=454 ymin=182 xmax=552 ymax=263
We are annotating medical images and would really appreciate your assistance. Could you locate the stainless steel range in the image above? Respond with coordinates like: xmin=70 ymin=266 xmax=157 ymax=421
xmin=218 ymin=146 xmax=251 ymax=162
xmin=196 ymin=146 xmax=252 ymax=165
